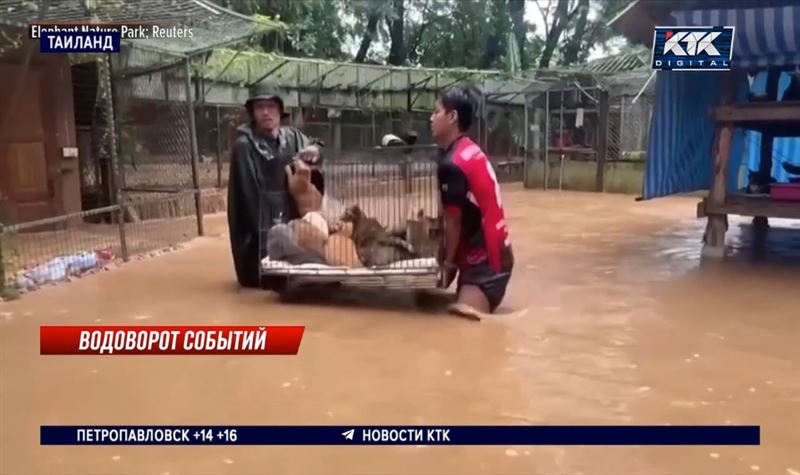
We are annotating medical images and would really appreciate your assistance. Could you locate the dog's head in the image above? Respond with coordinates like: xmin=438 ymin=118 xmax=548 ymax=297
xmin=292 ymin=156 xmax=313 ymax=174
xmin=407 ymin=209 xmax=441 ymax=242
xmin=340 ymin=205 xmax=365 ymax=224
xmin=331 ymin=220 xmax=354 ymax=238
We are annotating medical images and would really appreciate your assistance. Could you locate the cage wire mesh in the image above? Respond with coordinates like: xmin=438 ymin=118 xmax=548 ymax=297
xmin=599 ymin=70 xmax=654 ymax=161
xmin=259 ymin=145 xmax=441 ymax=289
xmin=605 ymin=96 xmax=652 ymax=162
xmin=617 ymin=95 xmax=652 ymax=159
xmin=199 ymin=49 xmax=540 ymax=184
xmin=0 ymin=0 xmax=280 ymax=56
xmin=111 ymin=45 xmax=206 ymax=257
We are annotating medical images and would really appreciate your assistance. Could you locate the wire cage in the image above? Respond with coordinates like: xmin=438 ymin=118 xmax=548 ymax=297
xmin=258 ymin=144 xmax=443 ymax=290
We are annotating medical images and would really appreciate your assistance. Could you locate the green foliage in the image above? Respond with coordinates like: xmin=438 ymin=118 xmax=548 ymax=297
xmin=216 ymin=0 xmax=625 ymax=70
xmin=0 ymin=27 xmax=24 ymax=58
xmin=222 ymin=0 xmax=349 ymax=60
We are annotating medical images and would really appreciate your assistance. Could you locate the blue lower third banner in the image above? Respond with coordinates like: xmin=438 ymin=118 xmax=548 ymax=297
xmin=41 ymin=425 xmax=760 ymax=446
xmin=40 ymin=32 xmax=121 ymax=53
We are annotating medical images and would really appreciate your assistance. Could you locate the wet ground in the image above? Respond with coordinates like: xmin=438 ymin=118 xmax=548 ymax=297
xmin=1 ymin=184 xmax=799 ymax=475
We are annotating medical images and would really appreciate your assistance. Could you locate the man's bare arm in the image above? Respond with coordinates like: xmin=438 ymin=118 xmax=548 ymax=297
xmin=443 ymin=211 xmax=461 ymax=265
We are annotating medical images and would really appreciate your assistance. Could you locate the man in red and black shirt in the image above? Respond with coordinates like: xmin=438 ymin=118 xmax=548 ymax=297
xmin=430 ymin=85 xmax=514 ymax=315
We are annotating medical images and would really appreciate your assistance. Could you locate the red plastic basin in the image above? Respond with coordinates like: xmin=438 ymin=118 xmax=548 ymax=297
xmin=770 ymin=183 xmax=800 ymax=202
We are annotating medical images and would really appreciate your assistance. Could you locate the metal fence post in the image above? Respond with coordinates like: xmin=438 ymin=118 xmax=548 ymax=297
xmin=0 ymin=224 xmax=5 ymax=294
xmin=595 ymin=89 xmax=610 ymax=192
xmin=185 ymin=57 xmax=204 ymax=237
xmin=103 ymin=53 xmax=129 ymax=261
xmin=216 ymin=105 xmax=223 ymax=189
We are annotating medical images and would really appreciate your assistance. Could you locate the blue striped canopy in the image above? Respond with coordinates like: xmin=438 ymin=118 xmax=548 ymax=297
xmin=671 ymin=6 xmax=800 ymax=69
xmin=641 ymin=5 xmax=800 ymax=199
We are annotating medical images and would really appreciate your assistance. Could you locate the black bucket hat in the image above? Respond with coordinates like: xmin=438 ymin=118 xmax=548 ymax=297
xmin=245 ymin=92 xmax=290 ymax=119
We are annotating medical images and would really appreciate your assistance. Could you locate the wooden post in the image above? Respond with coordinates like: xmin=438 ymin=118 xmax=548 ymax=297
xmin=544 ymin=90 xmax=550 ymax=190
xmin=702 ymin=71 xmax=736 ymax=258
xmin=185 ymin=58 xmax=204 ymax=237
xmin=103 ymin=54 xmax=129 ymax=261
xmin=595 ymin=89 xmax=610 ymax=192
xmin=523 ymin=94 xmax=529 ymax=186
xmin=559 ymin=90 xmax=564 ymax=190
xmin=753 ymin=68 xmax=781 ymax=231
xmin=758 ymin=69 xmax=781 ymax=180
xmin=215 ymin=105 xmax=223 ymax=189
xmin=332 ymin=113 xmax=342 ymax=158
xmin=0 ymin=224 xmax=6 ymax=297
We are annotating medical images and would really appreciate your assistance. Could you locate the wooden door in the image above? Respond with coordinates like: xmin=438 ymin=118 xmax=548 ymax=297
xmin=0 ymin=64 xmax=51 ymax=224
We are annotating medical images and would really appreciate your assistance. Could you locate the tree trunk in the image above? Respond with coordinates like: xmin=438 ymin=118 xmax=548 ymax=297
xmin=538 ymin=0 xmax=571 ymax=69
xmin=387 ymin=0 xmax=406 ymax=65
xmin=355 ymin=13 xmax=380 ymax=63
xmin=480 ymin=0 xmax=508 ymax=70
xmin=508 ymin=0 xmax=526 ymax=70
xmin=560 ymin=0 xmax=590 ymax=65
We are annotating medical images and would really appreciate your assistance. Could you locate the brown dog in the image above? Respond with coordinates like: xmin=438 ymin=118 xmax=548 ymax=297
xmin=325 ymin=221 xmax=363 ymax=267
xmin=286 ymin=158 xmax=323 ymax=217
xmin=339 ymin=205 xmax=415 ymax=267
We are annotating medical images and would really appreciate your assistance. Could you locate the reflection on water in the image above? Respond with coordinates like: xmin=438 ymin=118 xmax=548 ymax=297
xmin=1 ymin=186 xmax=798 ymax=475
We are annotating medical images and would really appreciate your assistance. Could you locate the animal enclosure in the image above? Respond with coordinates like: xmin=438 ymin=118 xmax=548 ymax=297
xmin=259 ymin=145 xmax=443 ymax=290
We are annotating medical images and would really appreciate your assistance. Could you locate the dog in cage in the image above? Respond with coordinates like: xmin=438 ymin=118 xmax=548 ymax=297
xmin=404 ymin=208 xmax=442 ymax=258
xmin=325 ymin=220 xmax=363 ymax=268
xmin=339 ymin=205 xmax=416 ymax=267
xmin=266 ymin=222 xmax=327 ymax=265
xmin=285 ymin=147 xmax=324 ymax=218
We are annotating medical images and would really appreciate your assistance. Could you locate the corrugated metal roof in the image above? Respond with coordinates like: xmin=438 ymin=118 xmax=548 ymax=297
xmin=584 ymin=51 xmax=649 ymax=74
xmin=0 ymin=0 xmax=282 ymax=56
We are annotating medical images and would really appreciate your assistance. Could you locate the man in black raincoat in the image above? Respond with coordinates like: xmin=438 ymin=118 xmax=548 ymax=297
xmin=227 ymin=92 xmax=324 ymax=290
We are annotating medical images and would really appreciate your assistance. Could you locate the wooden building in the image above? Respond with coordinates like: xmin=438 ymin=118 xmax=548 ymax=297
xmin=0 ymin=0 xmax=278 ymax=228
xmin=0 ymin=29 xmax=80 ymax=224
xmin=610 ymin=0 xmax=800 ymax=257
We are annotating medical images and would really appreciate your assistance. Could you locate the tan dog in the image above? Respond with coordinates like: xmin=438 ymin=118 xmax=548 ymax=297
xmin=288 ymin=219 xmax=327 ymax=258
xmin=325 ymin=221 xmax=362 ymax=268
xmin=405 ymin=209 xmax=441 ymax=258
xmin=286 ymin=158 xmax=323 ymax=217
xmin=340 ymin=205 xmax=415 ymax=267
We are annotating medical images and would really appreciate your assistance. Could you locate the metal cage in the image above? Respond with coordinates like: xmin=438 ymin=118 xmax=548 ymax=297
xmin=258 ymin=145 xmax=443 ymax=290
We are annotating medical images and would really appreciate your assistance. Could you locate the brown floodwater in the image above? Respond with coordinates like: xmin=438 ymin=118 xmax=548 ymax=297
xmin=1 ymin=184 xmax=799 ymax=475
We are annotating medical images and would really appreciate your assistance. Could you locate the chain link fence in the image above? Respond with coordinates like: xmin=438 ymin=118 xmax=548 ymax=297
xmin=615 ymin=95 xmax=652 ymax=161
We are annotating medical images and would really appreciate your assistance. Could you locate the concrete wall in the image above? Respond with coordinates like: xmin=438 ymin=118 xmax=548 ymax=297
xmin=524 ymin=155 xmax=645 ymax=195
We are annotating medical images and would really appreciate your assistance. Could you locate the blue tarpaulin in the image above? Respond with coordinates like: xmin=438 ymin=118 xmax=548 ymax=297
xmin=745 ymin=71 xmax=800 ymax=184
xmin=642 ymin=72 xmax=747 ymax=199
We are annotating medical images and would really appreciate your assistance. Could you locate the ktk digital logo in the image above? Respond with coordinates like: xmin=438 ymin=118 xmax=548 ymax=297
xmin=651 ymin=26 xmax=735 ymax=71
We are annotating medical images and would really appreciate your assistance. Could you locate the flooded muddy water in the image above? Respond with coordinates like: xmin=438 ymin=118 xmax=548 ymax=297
xmin=1 ymin=185 xmax=799 ymax=474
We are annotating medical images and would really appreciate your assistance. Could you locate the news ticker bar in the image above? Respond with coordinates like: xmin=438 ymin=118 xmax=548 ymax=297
xmin=40 ymin=326 xmax=304 ymax=355
xmin=41 ymin=425 xmax=760 ymax=446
